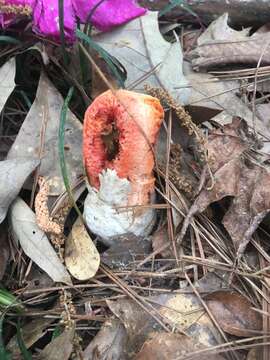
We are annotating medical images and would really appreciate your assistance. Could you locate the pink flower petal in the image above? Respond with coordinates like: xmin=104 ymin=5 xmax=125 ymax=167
xmin=0 ymin=0 xmax=146 ymax=41
xmin=32 ymin=0 xmax=75 ymax=41
xmin=72 ymin=0 xmax=146 ymax=32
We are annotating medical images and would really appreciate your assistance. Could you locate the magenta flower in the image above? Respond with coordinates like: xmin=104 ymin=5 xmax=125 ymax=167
xmin=0 ymin=0 xmax=146 ymax=41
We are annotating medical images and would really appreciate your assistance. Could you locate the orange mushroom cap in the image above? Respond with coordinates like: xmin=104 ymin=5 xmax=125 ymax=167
xmin=83 ymin=90 xmax=164 ymax=206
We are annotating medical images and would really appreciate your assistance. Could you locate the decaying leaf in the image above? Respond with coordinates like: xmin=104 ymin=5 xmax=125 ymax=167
xmin=151 ymin=227 xmax=173 ymax=258
xmin=108 ymin=291 xmax=222 ymax=354
xmin=196 ymin=13 xmax=250 ymax=45
xmin=24 ymin=264 xmax=54 ymax=296
xmin=134 ymin=332 xmax=225 ymax=360
xmin=179 ymin=118 xmax=270 ymax=256
xmin=93 ymin=12 xmax=190 ymax=104
xmin=0 ymin=57 xmax=16 ymax=110
xmin=7 ymin=318 xmax=54 ymax=357
xmin=65 ymin=217 xmax=100 ymax=280
xmin=37 ymin=327 xmax=75 ymax=360
xmin=0 ymin=158 xmax=39 ymax=223
xmin=247 ymin=347 xmax=263 ymax=360
xmin=206 ymin=291 xmax=262 ymax=337
xmin=10 ymin=197 xmax=72 ymax=285
xmin=185 ymin=69 xmax=269 ymax=141
xmin=190 ymin=13 xmax=270 ymax=70
xmin=83 ymin=319 xmax=128 ymax=360
xmin=7 ymin=72 xmax=84 ymax=195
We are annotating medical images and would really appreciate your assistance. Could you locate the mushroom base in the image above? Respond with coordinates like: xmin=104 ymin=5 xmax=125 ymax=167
xmin=83 ymin=169 xmax=156 ymax=245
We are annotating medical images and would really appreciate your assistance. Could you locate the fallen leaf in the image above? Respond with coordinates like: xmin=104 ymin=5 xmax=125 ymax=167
xmin=7 ymin=72 xmax=84 ymax=195
xmin=10 ymin=197 xmax=72 ymax=285
xmin=108 ymin=291 xmax=222 ymax=353
xmin=135 ymin=332 xmax=225 ymax=360
xmin=101 ymin=233 xmax=151 ymax=269
xmin=37 ymin=327 xmax=75 ymax=360
xmin=0 ymin=57 xmax=16 ymax=110
xmin=0 ymin=158 xmax=39 ymax=223
xmin=247 ymin=347 xmax=263 ymax=360
xmin=65 ymin=217 xmax=100 ymax=280
xmin=94 ymin=12 xmax=190 ymax=103
xmin=185 ymin=68 xmax=269 ymax=142
xmin=151 ymin=227 xmax=173 ymax=258
xmin=24 ymin=265 xmax=54 ymax=296
xmin=179 ymin=118 xmax=270 ymax=256
xmin=206 ymin=291 xmax=262 ymax=337
xmin=197 ymin=13 xmax=250 ymax=45
xmin=189 ymin=13 xmax=270 ymax=70
xmin=7 ymin=318 xmax=54 ymax=357
xmin=83 ymin=319 xmax=128 ymax=360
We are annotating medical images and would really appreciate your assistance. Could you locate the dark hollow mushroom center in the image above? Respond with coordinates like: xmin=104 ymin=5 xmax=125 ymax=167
xmin=101 ymin=122 xmax=120 ymax=161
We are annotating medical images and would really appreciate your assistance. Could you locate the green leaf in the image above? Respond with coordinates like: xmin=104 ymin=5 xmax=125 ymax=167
xmin=0 ymin=289 xmax=23 ymax=313
xmin=58 ymin=87 xmax=83 ymax=221
xmin=0 ymin=317 xmax=11 ymax=360
xmin=16 ymin=320 xmax=32 ymax=360
xmin=76 ymin=29 xmax=126 ymax=87
xmin=0 ymin=36 xmax=21 ymax=45
xmin=51 ymin=325 xmax=62 ymax=340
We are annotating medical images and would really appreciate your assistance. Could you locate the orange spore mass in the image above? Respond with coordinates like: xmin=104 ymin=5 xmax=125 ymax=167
xmin=83 ymin=90 xmax=164 ymax=205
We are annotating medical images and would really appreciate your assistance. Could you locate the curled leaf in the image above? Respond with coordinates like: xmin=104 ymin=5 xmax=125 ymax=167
xmin=65 ymin=217 xmax=100 ymax=280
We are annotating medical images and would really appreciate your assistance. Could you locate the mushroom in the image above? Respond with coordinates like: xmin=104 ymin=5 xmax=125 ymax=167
xmin=83 ymin=90 xmax=164 ymax=244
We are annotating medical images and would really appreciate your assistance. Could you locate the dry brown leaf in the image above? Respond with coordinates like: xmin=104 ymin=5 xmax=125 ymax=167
xmin=134 ymin=332 xmax=225 ymax=360
xmin=206 ymin=291 xmax=262 ymax=337
xmin=180 ymin=118 xmax=270 ymax=256
xmin=83 ymin=319 xmax=128 ymax=360
xmin=7 ymin=318 xmax=54 ymax=357
xmin=108 ymin=292 xmax=222 ymax=353
xmin=185 ymin=69 xmax=269 ymax=143
xmin=247 ymin=347 xmax=263 ymax=360
xmin=189 ymin=14 xmax=270 ymax=70
xmin=37 ymin=327 xmax=74 ymax=360
xmin=151 ymin=227 xmax=173 ymax=258
xmin=65 ymin=217 xmax=100 ymax=280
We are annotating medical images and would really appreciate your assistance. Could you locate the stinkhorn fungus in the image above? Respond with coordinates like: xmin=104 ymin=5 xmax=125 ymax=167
xmin=83 ymin=90 xmax=164 ymax=243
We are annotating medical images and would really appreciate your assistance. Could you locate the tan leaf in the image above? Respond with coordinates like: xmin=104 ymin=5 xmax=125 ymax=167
xmin=206 ymin=291 xmax=262 ymax=337
xmin=83 ymin=319 xmax=127 ymax=360
xmin=37 ymin=327 xmax=74 ymax=360
xmin=134 ymin=332 xmax=225 ymax=360
xmin=189 ymin=13 xmax=270 ymax=70
xmin=7 ymin=318 xmax=54 ymax=357
xmin=108 ymin=292 xmax=222 ymax=353
xmin=65 ymin=217 xmax=100 ymax=280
